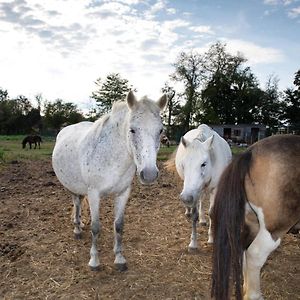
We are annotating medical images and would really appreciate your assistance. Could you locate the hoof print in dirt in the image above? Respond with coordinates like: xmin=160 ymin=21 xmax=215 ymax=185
xmin=115 ymin=263 xmax=128 ymax=272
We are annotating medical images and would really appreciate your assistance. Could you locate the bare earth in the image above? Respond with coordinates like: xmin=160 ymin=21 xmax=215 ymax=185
xmin=0 ymin=159 xmax=300 ymax=300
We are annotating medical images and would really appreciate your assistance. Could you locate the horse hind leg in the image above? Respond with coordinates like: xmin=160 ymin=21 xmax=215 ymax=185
xmin=113 ymin=187 xmax=131 ymax=271
xmin=244 ymin=206 xmax=281 ymax=300
xmin=72 ymin=194 xmax=84 ymax=239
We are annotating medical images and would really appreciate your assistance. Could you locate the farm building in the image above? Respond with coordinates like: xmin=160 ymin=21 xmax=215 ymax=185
xmin=210 ymin=124 xmax=266 ymax=144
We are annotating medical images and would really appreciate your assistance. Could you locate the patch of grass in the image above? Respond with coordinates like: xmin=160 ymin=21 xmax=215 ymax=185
xmin=158 ymin=145 xmax=177 ymax=161
xmin=231 ymin=145 xmax=248 ymax=156
xmin=0 ymin=135 xmax=55 ymax=163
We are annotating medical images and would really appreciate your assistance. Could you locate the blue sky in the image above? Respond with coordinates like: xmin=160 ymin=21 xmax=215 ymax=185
xmin=0 ymin=0 xmax=299 ymax=110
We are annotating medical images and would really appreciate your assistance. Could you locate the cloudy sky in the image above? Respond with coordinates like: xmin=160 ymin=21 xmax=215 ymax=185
xmin=0 ymin=0 xmax=299 ymax=110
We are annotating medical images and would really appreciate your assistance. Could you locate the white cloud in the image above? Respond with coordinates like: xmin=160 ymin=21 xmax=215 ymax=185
xmin=224 ymin=39 xmax=285 ymax=65
xmin=263 ymin=0 xmax=297 ymax=5
xmin=288 ymin=6 xmax=300 ymax=17
xmin=190 ymin=25 xmax=215 ymax=35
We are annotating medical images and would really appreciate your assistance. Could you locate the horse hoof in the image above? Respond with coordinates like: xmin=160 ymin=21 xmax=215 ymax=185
xmin=200 ymin=222 xmax=207 ymax=226
xmin=185 ymin=214 xmax=192 ymax=220
xmin=188 ymin=246 xmax=198 ymax=253
xmin=115 ymin=263 xmax=128 ymax=272
xmin=90 ymin=265 xmax=101 ymax=272
xmin=74 ymin=232 xmax=82 ymax=240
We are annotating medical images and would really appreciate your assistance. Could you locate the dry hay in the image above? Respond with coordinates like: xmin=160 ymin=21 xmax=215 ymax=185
xmin=0 ymin=159 xmax=299 ymax=299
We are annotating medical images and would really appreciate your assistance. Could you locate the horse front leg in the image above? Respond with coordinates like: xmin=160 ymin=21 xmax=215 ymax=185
xmin=72 ymin=194 xmax=84 ymax=239
xmin=188 ymin=206 xmax=199 ymax=250
xmin=207 ymin=190 xmax=216 ymax=244
xmin=199 ymin=196 xmax=206 ymax=226
xmin=87 ymin=189 xmax=101 ymax=271
xmin=113 ymin=186 xmax=131 ymax=271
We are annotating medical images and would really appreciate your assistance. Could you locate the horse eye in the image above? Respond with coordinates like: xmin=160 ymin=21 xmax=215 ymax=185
xmin=130 ymin=129 xmax=135 ymax=134
xmin=159 ymin=129 xmax=163 ymax=134
xmin=201 ymin=162 xmax=207 ymax=168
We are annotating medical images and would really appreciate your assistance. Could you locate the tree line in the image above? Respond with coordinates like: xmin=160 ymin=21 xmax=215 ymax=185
xmin=0 ymin=42 xmax=299 ymax=138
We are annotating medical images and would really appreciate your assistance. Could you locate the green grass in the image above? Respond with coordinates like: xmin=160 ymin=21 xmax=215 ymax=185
xmin=231 ymin=145 xmax=248 ymax=156
xmin=0 ymin=135 xmax=247 ymax=165
xmin=0 ymin=135 xmax=55 ymax=163
xmin=157 ymin=145 xmax=177 ymax=161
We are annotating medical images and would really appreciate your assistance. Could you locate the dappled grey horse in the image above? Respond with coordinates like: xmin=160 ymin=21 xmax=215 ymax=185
xmin=52 ymin=91 xmax=167 ymax=271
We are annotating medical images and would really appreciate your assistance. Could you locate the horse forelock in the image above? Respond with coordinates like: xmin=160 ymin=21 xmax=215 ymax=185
xmin=136 ymin=97 xmax=161 ymax=116
xmin=111 ymin=98 xmax=160 ymax=117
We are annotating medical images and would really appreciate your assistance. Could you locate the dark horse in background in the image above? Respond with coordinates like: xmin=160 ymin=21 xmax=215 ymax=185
xmin=22 ymin=135 xmax=42 ymax=149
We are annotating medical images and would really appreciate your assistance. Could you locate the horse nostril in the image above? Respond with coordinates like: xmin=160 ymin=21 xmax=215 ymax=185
xmin=180 ymin=193 xmax=193 ymax=204
xmin=139 ymin=168 xmax=158 ymax=184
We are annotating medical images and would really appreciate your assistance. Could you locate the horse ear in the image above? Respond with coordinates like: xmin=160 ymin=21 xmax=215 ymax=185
xmin=181 ymin=136 xmax=189 ymax=148
xmin=203 ymin=135 xmax=214 ymax=150
xmin=126 ymin=90 xmax=138 ymax=109
xmin=157 ymin=94 xmax=168 ymax=110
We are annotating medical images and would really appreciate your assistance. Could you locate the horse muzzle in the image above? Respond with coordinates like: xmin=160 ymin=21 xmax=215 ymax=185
xmin=139 ymin=167 xmax=159 ymax=185
xmin=180 ymin=192 xmax=197 ymax=208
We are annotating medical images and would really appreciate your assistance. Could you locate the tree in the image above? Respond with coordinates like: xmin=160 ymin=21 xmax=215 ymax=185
xmin=282 ymin=69 xmax=300 ymax=133
xmin=91 ymin=73 xmax=132 ymax=116
xmin=254 ymin=75 xmax=284 ymax=133
xmin=199 ymin=43 xmax=261 ymax=125
xmin=43 ymin=99 xmax=84 ymax=132
xmin=171 ymin=51 xmax=205 ymax=132
xmin=161 ymin=82 xmax=177 ymax=137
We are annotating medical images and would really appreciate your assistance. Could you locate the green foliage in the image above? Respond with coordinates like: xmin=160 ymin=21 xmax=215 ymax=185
xmin=43 ymin=99 xmax=84 ymax=132
xmin=282 ymin=69 xmax=300 ymax=133
xmin=91 ymin=73 xmax=132 ymax=116
xmin=171 ymin=51 xmax=204 ymax=132
xmin=0 ymin=90 xmax=42 ymax=135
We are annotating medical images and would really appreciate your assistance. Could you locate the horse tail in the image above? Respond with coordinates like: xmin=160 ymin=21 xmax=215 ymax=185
xmin=211 ymin=149 xmax=252 ymax=300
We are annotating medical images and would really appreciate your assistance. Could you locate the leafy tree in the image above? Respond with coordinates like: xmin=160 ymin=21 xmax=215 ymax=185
xmin=161 ymin=82 xmax=178 ymax=137
xmin=0 ymin=93 xmax=40 ymax=134
xmin=282 ymin=69 xmax=300 ymax=132
xmin=199 ymin=43 xmax=261 ymax=124
xmin=171 ymin=51 xmax=204 ymax=131
xmin=253 ymin=75 xmax=284 ymax=133
xmin=91 ymin=73 xmax=133 ymax=116
xmin=43 ymin=99 xmax=84 ymax=132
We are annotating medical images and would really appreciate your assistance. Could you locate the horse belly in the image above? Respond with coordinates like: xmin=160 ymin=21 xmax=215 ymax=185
xmin=52 ymin=128 xmax=89 ymax=195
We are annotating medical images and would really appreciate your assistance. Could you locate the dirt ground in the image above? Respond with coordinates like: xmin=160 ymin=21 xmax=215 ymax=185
xmin=0 ymin=159 xmax=300 ymax=300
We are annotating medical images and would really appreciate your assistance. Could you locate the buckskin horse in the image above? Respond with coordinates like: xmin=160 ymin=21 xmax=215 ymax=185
xmin=211 ymin=134 xmax=300 ymax=300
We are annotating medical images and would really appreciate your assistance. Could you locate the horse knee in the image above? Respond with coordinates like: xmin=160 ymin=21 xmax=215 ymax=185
xmin=115 ymin=219 xmax=124 ymax=234
xmin=91 ymin=221 xmax=100 ymax=236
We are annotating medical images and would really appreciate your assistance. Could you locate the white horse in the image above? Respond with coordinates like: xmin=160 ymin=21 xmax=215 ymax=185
xmin=52 ymin=91 xmax=167 ymax=271
xmin=172 ymin=124 xmax=232 ymax=248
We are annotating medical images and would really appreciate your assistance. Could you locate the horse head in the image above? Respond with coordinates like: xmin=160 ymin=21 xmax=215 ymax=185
xmin=178 ymin=134 xmax=214 ymax=207
xmin=126 ymin=91 xmax=167 ymax=185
